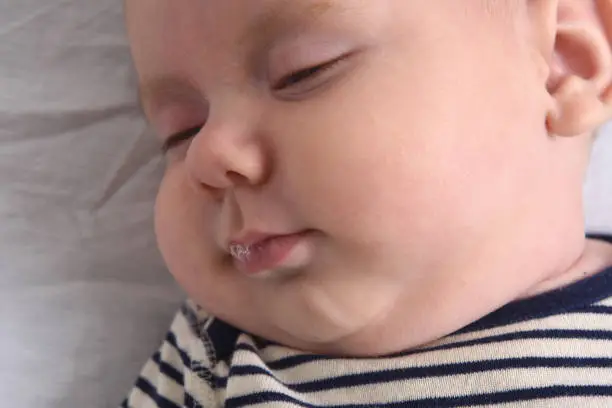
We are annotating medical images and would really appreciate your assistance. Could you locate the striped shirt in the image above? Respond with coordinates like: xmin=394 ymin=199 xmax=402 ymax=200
xmin=122 ymin=237 xmax=612 ymax=407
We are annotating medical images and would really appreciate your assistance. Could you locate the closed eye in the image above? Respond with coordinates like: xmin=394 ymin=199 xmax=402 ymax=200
xmin=161 ymin=125 xmax=203 ymax=153
xmin=272 ymin=55 xmax=346 ymax=91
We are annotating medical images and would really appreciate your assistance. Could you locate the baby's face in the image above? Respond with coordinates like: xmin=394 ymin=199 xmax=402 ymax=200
xmin=126 ymin=0 xmax=587 ymax=355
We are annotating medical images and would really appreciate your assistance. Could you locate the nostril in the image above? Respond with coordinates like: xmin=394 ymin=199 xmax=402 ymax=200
xmin=190 ymin=175 xmax=225 ymax=201
xmin=226 ymin=170 xmax=249 ymax=185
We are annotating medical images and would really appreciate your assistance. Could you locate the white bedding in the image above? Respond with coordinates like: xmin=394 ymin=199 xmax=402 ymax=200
xmin=0 ymin=1 xmax=182 ymax=407
xmin=0 ymin=1 xmax=610 ymax=407
xmin=586 ymin=121 xmax=612 ymax=232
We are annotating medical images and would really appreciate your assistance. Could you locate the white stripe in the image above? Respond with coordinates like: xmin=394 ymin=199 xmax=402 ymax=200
xmin=149 ymin=301 xmax=612 ymax=407
xmin=185 ymin=369 xmax=218 ymax=407
xmin=429 ymin=313 xmax=612 ymax=347
xmin=127 ymin=386 xmax=159 ymax=408
xmin=158 ymin=340 xmax=186 ymax=375
xmin=140 ymin=359 xmax=184 ymax=404
xmin=596 ymin=297 xmax=612 ymax=307
xmin=171 ymin=310 xmax=216 ymax=369
xmin=234 ymin=337 xmax=612 ymax=383
xmin=506 ymin=396 xmax=612 ymax=407
xmin=245 ymin=316 xmax=612 ymax=371
xmin=251 ymin=342 xmax=306 ymax=363
xmin=227 ymin=367 xmax=612 ymax=405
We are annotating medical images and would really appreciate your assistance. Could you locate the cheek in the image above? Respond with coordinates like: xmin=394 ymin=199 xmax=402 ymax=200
xmin=155 ymin=175 xmax=189 ymax=282
xmin=154 ymin=170 xmax=217 ymax=294
xmin=275 ymin=84 xmax=469 ymax=245
xmin=154 ymin=170 xmax=265 ymax=326
xmin=272 ymin=40 xmax=542 ymax=261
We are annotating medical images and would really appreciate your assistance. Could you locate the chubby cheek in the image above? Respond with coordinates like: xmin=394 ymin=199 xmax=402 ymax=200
xmin=154 ymin=170 xmax=221 ymax=303
xmin=274 ymin=95 xmax=466 ymax=268
xmin=272 ymin=29 xmax=542 ymax=270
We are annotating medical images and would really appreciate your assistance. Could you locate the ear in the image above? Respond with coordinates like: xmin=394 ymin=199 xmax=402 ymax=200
xmin=529 ymin=0 xmax=612 ymax=137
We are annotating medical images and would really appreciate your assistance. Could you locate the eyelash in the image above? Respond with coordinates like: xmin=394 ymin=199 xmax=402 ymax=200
xmin=162 ymin=125 xmax=202 ymax=153
xmin=273 ymin=56 xmax=344 ymax=91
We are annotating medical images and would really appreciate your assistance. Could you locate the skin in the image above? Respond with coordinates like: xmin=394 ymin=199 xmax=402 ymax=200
xmin=125 ymin=0 xmax=612 ymax=356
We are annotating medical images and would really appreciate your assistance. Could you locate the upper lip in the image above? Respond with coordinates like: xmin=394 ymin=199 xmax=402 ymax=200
xmin=225 ymin=231 xmax=291 ymax=251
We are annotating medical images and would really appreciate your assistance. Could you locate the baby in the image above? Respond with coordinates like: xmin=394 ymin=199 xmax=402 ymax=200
xmin=122 ymin=0 xmax=612 ymax=407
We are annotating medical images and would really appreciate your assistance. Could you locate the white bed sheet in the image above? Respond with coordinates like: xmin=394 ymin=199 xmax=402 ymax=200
xmin=0 ymin=1 xmax=182 ymax=407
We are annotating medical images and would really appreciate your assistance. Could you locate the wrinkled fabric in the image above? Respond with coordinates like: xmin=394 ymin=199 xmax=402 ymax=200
xmin=0 ymin=1 xmax=182 ymax=407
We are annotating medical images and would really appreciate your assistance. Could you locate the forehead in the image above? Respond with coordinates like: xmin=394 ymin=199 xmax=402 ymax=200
xmin=126 ymin=0 xmax=515 ymax=109
xmin=126 ymin=0 xmax=390 ymax=83
xmin=125 ymin=0 xmax=383 ymax=115
xmin=126 ymin=0 xmax=353 ymax=30
xmin=125 ymin=0 xmax=508 ymax=65
xmin=126 ymin=0 xmax=359 ymax=54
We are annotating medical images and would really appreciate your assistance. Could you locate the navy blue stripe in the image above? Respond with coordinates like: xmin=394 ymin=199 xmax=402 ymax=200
xmin=247 ymin=329 xmax=612 ymax=371
xmin=265 ymin=352 xmax=329 ymax=371
xmin=402 ymin=329 xmax=612 ymax=357
xmin=181 ymin=302 xmax=241 ymax=364
xmin=582 ymin=305 xmax=612 ymax=314
xmin=152 ymin=351 xmax=184 ymax=386
xmin=192 ymin=361 xmax=228 ymax=389
xmin=233 ymin=342 xmax=333 ymax=370
xmin=180 ymin=303 xmax=204 ymax=330
xmin=587 ymin=234 xmax=612 ymax=245
xmin=459 ymin=265 xmax=612 ymax=333
xmin=185 ymin=394 xmax=204 ymax=408
xmin=206 ymin=318 xmax=241 ymax=363
xmin=164 ymin=330 xmax=227 ymax=389
xmin=226 ymin=390 xmax=317 ymax=408
xmin=411 ymin=385 xmax=612 ymax=408
xmin=225 ymin=386 xmax=612 ymax=408
xmin=230 ymin=357 xmax=612 ymax=392
xmin=165 ymin=331 xmax=191 ymax=368
xmin=119 ymin=399 xmax=129 ymax=408
xmin=134 ymin=377 xmax=182 ymax=408
xmin=269 ymin=354 xmax=329 ymax=371
xmin=141 ymin=354 xmax=201 ymax=408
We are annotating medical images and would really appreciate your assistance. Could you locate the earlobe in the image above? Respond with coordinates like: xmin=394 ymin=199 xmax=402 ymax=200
xmin=546 ymin=76 xmax=610 ymax=136
xmin=534 ymin=0 xmax=612 ymax=137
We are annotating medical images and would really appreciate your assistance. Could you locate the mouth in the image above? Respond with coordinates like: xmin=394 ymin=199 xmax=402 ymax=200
xmin=228 ymin=230 xmax=316 ymax=276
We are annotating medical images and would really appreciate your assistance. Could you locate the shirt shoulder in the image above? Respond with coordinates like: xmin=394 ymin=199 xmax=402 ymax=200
xmin=121 ymin=300 xmax=222 ymax=408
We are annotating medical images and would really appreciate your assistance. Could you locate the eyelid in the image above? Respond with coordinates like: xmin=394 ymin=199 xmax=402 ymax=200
xmin=267 ymin=36 xmax=355 ymax=85
xmin=272 ymin=54 xmax=347 ymax=91
xmin=152 ymin=102 xmax=209 ymax=153
xmin=162 ymin=125 xmax=202 ymax=153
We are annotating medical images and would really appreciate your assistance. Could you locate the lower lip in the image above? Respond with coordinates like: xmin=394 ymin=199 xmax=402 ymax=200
xmin=233 ymin=231 xmax=315 ymax=276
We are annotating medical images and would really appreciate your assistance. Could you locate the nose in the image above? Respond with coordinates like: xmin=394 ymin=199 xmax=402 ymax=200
xmin=184 ymin=117 xmax=270 ymax=193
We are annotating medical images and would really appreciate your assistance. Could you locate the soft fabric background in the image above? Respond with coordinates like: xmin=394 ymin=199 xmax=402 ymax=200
xmin=0 ymin=1 xmax=182 ymax=407
xmin=0 ymin=1 xmax=609 ymax=407
xmin=586 ymin=121 xmax=612 ymax=232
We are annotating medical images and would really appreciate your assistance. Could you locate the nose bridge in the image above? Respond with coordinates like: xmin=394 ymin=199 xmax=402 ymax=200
xmin=213 ymin=90 xmax=253 ymax=139
xmin=184 ymin=91 xmax=268 ymax=191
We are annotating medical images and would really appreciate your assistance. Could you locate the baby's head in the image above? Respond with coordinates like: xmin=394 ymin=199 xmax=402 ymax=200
xmin=126 ymin=0 xmax=612 ymax=356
